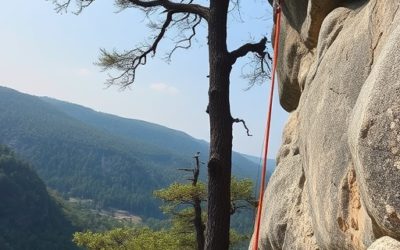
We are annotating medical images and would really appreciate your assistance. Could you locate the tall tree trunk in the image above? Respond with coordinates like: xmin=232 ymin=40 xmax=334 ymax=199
xmin=192 ymin=154 xmax=205 ymax=250
xmin=205 ymin=1 xmax=232 ymax=249
xmin=194 ymin=197 xmax=205 ymax=250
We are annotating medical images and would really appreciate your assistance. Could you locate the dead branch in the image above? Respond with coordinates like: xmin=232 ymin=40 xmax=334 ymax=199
xmin=53 ymin=0 xmax=209 ymax=20
xmin=98 ymin=10 xmax=175 ymax=87
xmin=178 ymin=168 xmax=194 ymax=172
xmin=241 ymin=52 xmax=271 ymax=90
xmin=229 ymin=37 xmax=272 ymax=88
xmin=51 ymin=0 xmax=208 ymax=87
xmin=120 ymin=0 xmax=210 ymax=20
xmin=229 ymin=37 xmax=268 ymax=64
xmin=229 ymin=0 xmax=244 ymax=23
xmin=166 ymin=14 xmax=202 ymax=61
xmin=52 ymin=0 xmax=95 ymax=14
xmin=232 ymin=117 xmax=252 ymax=136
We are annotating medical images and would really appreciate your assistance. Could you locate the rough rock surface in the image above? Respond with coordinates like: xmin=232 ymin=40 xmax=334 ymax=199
xmin=253 ymin=0 xmax=400 ymax=249
xmin=367 ymin=236 xmax=400 ymax=250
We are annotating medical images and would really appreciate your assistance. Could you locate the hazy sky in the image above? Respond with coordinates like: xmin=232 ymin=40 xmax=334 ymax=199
xmin=0 ymin=0 xmax=288 ymax=157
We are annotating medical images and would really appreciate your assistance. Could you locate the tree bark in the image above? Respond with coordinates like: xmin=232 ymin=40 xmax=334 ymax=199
xmin=205 ymin=1 xmax=232 ymax=249
xmin=192 ymin=154 xmax=205 ymax=250
xmin=194 ymin=196 xmax=205 ymax=250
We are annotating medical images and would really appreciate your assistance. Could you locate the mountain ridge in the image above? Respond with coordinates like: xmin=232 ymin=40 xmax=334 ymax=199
xmin=40 ymin=95 xmax=267 ymax=179
xmin=0 ymin=85 xmax=275 ymax=219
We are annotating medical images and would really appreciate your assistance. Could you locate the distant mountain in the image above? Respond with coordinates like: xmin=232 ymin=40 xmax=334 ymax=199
xmin=40 ymin=96 xmax=264 ymax=179
xmin=0 ymin=86 xmax=272 ymax=219
xmin=0 ymin=86 xmax=180 ymax=218
xmin=0 ymin=145 xmax=77 ymax=250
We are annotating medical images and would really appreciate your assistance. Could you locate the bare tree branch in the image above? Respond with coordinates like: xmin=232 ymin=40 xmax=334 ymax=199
xmin=178 ymin=168 xmax=195 ymax=172
xmin=241 ymin=52 xmax=271 ymax=90
xmin=165 ymin=14 xmax=202 ymax=61
xmin=53 ymin=0 xmax=209 ymax=20
xmin=229 ymin=0 xmax=244 ymax=23
xmin=229 ymin=36 xmax=272 ymax=89
xmin=51 ymin=0 xmax=208 ymax=88
xmin=51 ymin=0 xmax=95 ymax=14
xmin=97 ymin=10 xmax=175 ymax=87
xmin=229 ymin=37 xmax=272 ymax=88
xmin=52 ymin=0 xmax=271 ymax=91
xmin=119 ymin=0 xmax=210 ymax=20
xmin=229 ymin=37 xmax=268 ymax=64
xmin=232 ymin=118 xmax=252 ymax=136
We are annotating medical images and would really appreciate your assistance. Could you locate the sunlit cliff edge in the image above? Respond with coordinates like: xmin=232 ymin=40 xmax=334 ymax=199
xmin=252 ymin=0 xmax=400 ymax=249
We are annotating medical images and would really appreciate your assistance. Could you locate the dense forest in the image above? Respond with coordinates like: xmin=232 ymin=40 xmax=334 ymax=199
xmin=0 ymin=86 xmax=274 ymax=220
xmin=0 ymin=86 xmax=277 ymax=249
xmin=0 ymin=143 xmax=264 ymax=249
xmin=0 ymin=145 xmax=77 ymax=250
xmin=0 ymin=144 xmax=149 ymax=249
xmin=0 ymin=87 xmax=186 ymax=218
xmin=40 ymin=96 xmax=265 ymax=180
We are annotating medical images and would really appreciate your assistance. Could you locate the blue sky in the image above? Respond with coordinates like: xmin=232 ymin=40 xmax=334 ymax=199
xmin=0 ymin=0 xmax=288 ymax=157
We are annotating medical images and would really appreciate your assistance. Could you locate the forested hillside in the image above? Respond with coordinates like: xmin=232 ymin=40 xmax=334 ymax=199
xmin=0 ymin=86 xmax=272 ymax=220
xmin=41 ymin=96 xmax=267 ymax=179
xmin=0 ymin=145 xmax=77 ymax=250
xmin=0 ymin=87 xmax=181 ymax=218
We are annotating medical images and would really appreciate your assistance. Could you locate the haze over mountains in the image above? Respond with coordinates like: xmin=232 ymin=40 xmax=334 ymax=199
xmin=0 ymin=86 xmax=275 ymax=219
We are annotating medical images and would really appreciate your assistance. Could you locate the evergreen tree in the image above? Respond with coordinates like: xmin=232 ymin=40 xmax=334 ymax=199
xmin=74 ymin=155 xmax=256 ymax=249
xmin=50 ymin=1 xmax=271 ymax=247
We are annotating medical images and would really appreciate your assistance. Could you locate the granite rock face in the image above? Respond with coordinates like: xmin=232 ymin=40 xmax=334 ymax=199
xmin=367 ymin=236 xmax=400 ymax=250
xmin=253 ymin=0 xmax=400 ymax=249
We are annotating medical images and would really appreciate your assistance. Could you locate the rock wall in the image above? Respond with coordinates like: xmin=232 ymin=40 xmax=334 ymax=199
xmin=254 ymin=0 xmax=400 ymax=249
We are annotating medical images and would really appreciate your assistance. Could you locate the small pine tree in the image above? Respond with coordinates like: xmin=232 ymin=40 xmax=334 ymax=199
xmin=73 ymin=154 xmax=256 ymax=250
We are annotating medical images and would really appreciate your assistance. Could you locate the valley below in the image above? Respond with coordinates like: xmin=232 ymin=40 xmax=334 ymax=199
xmin=0 ymin=86 xmax=276 ymax=249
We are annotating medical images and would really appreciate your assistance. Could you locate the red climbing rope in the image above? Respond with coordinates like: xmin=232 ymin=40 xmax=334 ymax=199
xmin=253 ymin=1 xmax=283 ymax=249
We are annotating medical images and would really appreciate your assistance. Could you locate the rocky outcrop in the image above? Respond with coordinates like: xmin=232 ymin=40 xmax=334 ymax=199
xmin=367 ymin=236 xmax=400 ymax=250
xmin=254 ymin=0 xmax=400 ymax=249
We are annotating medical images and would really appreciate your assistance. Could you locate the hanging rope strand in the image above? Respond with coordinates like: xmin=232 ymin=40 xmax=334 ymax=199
xmin=252 ymin=1 xmax=283 ymax=249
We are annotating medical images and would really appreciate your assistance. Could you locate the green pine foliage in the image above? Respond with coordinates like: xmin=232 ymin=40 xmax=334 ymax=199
xmin=74 ymin=227 xmax=191 ymax=250
xmin=154 ymin=177 xmax=256 ymax=216
xmin=154 ymin=182 xmax=207 ymax=214
xmin=73 ymin=177 xmax=256 ymax=249
xmin=73 ymin=226 xmax=247 ymax=250
xmin=155 ymin=177 xmax=256 ymax=248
